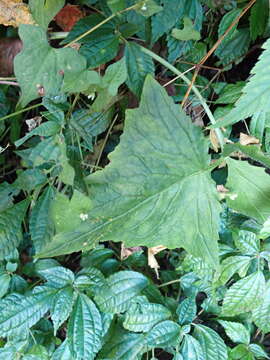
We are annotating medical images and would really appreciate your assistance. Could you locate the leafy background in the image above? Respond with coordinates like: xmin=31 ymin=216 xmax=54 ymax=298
xmin=0 ymin=0 xmax=270 ymax=359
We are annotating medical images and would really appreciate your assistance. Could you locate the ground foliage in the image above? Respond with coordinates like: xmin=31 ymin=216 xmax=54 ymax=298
xmin=0 ymin=0 xmax=270 ymax=359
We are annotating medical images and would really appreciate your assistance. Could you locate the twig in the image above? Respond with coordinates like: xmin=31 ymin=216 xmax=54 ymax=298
xmin=0 ymin=81 xmax=19 ymax=86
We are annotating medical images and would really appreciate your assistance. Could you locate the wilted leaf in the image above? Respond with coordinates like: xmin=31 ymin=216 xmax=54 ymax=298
xmin=0 ymin=0 xmax=34 ymax=27
xmin=55 ymin=4 xmax=84 ymax=31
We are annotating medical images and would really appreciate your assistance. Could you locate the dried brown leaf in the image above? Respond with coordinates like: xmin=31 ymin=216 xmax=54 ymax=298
xmin=0 ymin=0 xmax=34 ymax=27
xmin=0 ymin=38 xmax=23 ymax=76
xmin=148 ymin=246 xmax=167 ymax=278
xmin=240 ymin=132 xmax=260 ymax=146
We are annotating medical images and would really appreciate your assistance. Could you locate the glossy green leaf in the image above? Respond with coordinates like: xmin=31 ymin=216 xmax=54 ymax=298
xmin=15 ymin=25 xmax=89 ymax=106
xmin=213 ymin=37 xmax=270 ymax=128
xmin=146 ymin=320 xmax=181 ymax=348
xmin=193 ymin=324 xmax=228 ymax=360
xmin=0 ymin=273 xmax=11 ymax=298
xmin=29 ymin=0 xmax=65 ymax=29
xmin=0 ymin=286 xmax=56 ymax=337
xmin=222 ymin=271 xmax=265 ymax=316
xmin=35 ymin=262 xmax=74 ymax=288
xmin=176 ymin=296 xmax=197 ymax=325
xmin=219 ymin=256 xmax=251 ymax=285
xmin=36 ymin=77 xmax=221 ymax=268
xmin=218 ymin=321 xmax=250 ymax=345
xmin=0 ymin=200 xmax=29 ymax=260
xmin=235 ymin=230 xmax=259 ymax=255
xmin=252 ymin=281 xmax=270 ymax=333
xmin=67 ymin=293 xmax=102 ymax=360
xmin=52 ymin=339 xmax=73 ymax=360
xmin=123 ymin=302 xmax=171 ymax=332
xmin=51 ymin=287 xmax=75 ymax=334
xmin=226 ymin=158 xmax=270 ymax=223
xmin=181 ymin=334 xmax=204 ymax=360
xmin=94 ymin=271 xmax=148 ymax=313
xmin=30 ymin=187 xmax=55 ymax=253
xmin=249 ymin=344 xmax=269 ymax=359
xmin=214 ymin=82 xmax=245 ymax=105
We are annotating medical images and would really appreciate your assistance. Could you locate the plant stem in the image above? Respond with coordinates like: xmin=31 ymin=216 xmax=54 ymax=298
xmin=63 ymin=4 xmax=138 ymax=48
xmin=0 ymin=103 xmax=41 ymax=122
xmin=49 ymin=31 xmax=69 ymax=40
xmin=158 ymin=279 xmax=181 ymax=288
xmin=140 ymin=46 xmax=225 ymax=149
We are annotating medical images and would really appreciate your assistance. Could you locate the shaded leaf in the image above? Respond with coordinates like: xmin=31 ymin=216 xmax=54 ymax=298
xmin=218 ymin=320 xmax=250 ymax=345
xmin=29 ymin=0 xmax=65 ymax=29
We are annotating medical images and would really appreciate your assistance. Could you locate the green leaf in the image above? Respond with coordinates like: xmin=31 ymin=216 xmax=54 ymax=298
xmin=35 ymin=262 xmax=74 ymax=288
xmin=222 ymin=271 xmax=265 ymax=316
xmin=0 ymin=287 xmax=56 ymax=337
xmin=219 ymin=256 xmax=251 ymax=285
xmin=176 ymin=296 xmax=197 ymax=325
xmin=94 ymin=271 xmax=148 ymax=313
xmin=51 ymin=287 xmax=75 ymax=335
xmin=180 ymin=334 xmax=204 ymax=360
xmin=52 ymin=339 xmax=73 ymax=360
xmin=223 ymin=144 xmax=270 ymax=169
xmin=235 ymin=230 xmax=259 ymax=255
xmin=214 ymin=82 xmax=245 ymax=105
xmin=30 ymin=187 xmax=55 ymax=253
xmin=62 ymin=70 xmax=101 ymax=94
xmin=212 ymin=37 xmax=270 ymax=128
xmin=123 ymin=302 xmax=171 ymax=332
xmin=151 ymin=0 xmax=184 ymax=42
xmin=67 ymin=293 xmax=102 ymax=360
xmin=249 ymin=0 xmax=269 ymax=41
xmin=249 ymin=344 xmax=269 ymax=359
xmin=193 ymin=324 xmax=228 ymax=360
xmin=101 ymin=57 xmax=127 ymax=96
xmin=0 ymin=200 xmax=29 ymax=260
xmin=172 ymin=17 xmax=200 ymax=41
xmin=146 ymin=320 xmax=181 ymax=348
xmin=135 ymin=0 xmax=162 ymax=17
xmin=218 ymin=321 xmax=250 ymax=345
xmin=125 ymin=42 xmax=154 ymax=98
xmin=226 ymin=158 xmax=270 ymax=223
xmin=215 ymin=9 xmax=250 ymax=66
xmin=36 ymin=77 xmax=221 ymax=269
xmin=107 ymin=0 xmax=125 ymax=12
xmin=14 ymin=169 xmax=47 ymax=192
xmin=29 ymin=0 xmax=65 ymax=29
xmin=252 ymin=281 xmax=270 ymax=333
xmin=0 ymin=273 xmax=11 ymax=298
xmin=14 ymin=25 xmax=89 ymax=106
xmin=52 ymin=190 xmax=92 ymax=233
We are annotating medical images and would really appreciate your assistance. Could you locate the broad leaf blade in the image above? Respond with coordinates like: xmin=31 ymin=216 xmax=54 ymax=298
xmin=68 ymin=294 xmax=102 ymax=360
xmin=252 ymin=281 xmax=270 ymax=333
xmin=29 ymin=0 xmax=65 ymax=29
xmin=36 ymin=77 xmax=221 ymax=268
xmin=51 ymin=287 xmax=75 ymax=335
xmin=218 ymin=320 xmax=250 ymax=345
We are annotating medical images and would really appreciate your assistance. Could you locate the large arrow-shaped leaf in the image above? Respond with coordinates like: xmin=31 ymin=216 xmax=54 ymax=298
xmin=37 ymin=76 xmax=221 ymax=267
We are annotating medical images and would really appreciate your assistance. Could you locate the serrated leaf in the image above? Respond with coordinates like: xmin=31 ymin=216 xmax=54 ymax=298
xmin=213 ymin=37 xmax=270 ymax=128
xmin=123 ymin=302 xmax=171 ymax=332
xmin=94 ymin=271 xmax=148 ymax=313
xmin=51 ymin=287 xmax=75 ymax=335
xmin=252 ymin=281 xmax=270 ymax=333
xmin=125 ymin=42 xmax=154 ymax=97
xmin=29 ymin=0 xmax=65 ymax=29
xmin=181 ymin=334 xmax=205 ymax=360
xmin=35 ymin=262 xmax=74 ymax=288
xmin=235 ymin=230 xmax=259 ymax=255
xmin=101 ymin=57 xmax=127 ymax=96
xmin=219 ymin=256 xmax=251 ymax=285
xmin=67 ymin=293 xmax=102 ymax=360
xmin=36 ymin=77 xmax=221 ymax=269
xmin=226 ymin=158 xmax=270 ymax=223
xmin=176 ymin=296 xmax=197 ymax=325
xmin=0 ymin=287 xmax=56 ymax=337
xmin=214 ymin=82 xmax=245 ymax=105
xmin=30 ymin=187 xmax=55 ymax=253
xmin=218 ymin=320 xmax=250 ymax=345
xmin=193 ymin=324 xmax=228 ymax=360
xmin=249 ymin=344 xmax=269 ymax=359
xmin=151 ymin=0 xmax=184 ymax=43
xmin=249 ymin=0 xmax=269 ymax=41
xmin=14 ymin=25 xmax=89 ymax=106
xmin=52 ymin=339 xmax=73 ymax=360
xmin=147 ymin=320 xmax=181 ymax=348
xmin=0 ymin=200 xmax=29 ymax=260
xmin=222 ymin=271 xmax=265 ymax=316
xmin=74 ymin=267 xmax=106 ymax=291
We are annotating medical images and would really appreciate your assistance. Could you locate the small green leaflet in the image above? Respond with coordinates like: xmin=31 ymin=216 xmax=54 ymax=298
xmin=67 ymin=293 xmax=102 ymax=360
xmin=180 ymin=334 xmax=204 ymax=360
xmin=146 ymin=320 xmax=181 ymax=348
xmin=172 ymin=17 xmax=200 ymax=41
xmin=222 ymin=271 xmax=265 ymax=316
xmin=212 ymin=37 xmax=270 ymax=128
xmin=219 ymin=255 xmax=251 ymax=285
xmin=218 ymin=320 xmax=250 ymax=345
xmin=176 ymin=296 xmax=197 ymax=325
xmin=51 ymin=287 xmax=75 ymax=335
xmin=37 ymin=77 xmax=221 ymax=268
xmin=29 ymin=0 xmax=65 ymax=29
xmin=15 ymin=25 xmax=90 ymax=106
xmin=252 ymin=281 xmax=270 ymax=333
